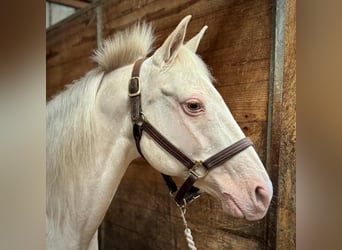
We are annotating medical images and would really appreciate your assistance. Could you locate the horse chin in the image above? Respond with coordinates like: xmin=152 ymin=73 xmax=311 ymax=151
xmin=220 ymin=192 xmax=268 ymax=221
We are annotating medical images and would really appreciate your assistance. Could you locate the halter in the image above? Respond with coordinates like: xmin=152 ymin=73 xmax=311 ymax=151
xmin=129 ymin=58 xmax=253 ymax=208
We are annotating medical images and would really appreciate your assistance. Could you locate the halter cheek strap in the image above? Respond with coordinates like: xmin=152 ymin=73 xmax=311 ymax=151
xmin=129 ymin=58 xmax=253 ymax=208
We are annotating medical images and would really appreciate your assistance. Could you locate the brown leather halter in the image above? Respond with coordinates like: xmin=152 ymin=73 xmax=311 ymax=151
xmin=129 ymin=58 xmax=253 ymax=208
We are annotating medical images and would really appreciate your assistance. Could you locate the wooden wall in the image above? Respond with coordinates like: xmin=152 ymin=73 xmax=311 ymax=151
xmin=46 ymin=0 xmax=295 ymax=249
xmin=46 ymin=4 xmax=98 ymax=99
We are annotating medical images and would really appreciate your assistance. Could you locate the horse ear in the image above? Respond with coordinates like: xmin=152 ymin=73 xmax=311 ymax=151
xmin=185 ymin=25 xmax=208 ymax=53
xmin=152 ymin=15 xmax=191 ymax=67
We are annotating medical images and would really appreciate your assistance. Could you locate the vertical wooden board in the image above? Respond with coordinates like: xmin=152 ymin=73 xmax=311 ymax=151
xmin=46 ymin=6 xmax=98 ymax=99
xmin=276 ymin=0 xmax=296 ymax=249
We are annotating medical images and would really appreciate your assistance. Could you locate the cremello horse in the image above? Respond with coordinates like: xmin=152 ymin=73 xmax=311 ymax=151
xmin=47 ymin=16 xmax=273 ymax=250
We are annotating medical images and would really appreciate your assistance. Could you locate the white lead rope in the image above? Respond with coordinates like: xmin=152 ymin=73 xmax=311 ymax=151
xmin=179 ymin=207 xmax=197 ymax=250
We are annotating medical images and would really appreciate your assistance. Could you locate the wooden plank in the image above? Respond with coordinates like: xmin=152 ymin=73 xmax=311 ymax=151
xmin=217 ymin=82 xmax=269 ymax=123
xmin=103 ymin=196 xmax=265 ymax=250
xmin=276 ymin=0 xmax=296 ymax=249
xmin=48 ymin=0 xmax=89 ymax=9
xmin=46 ymin=6 xmax=97 ymax=99
xmin=102 ymin=224 xmax=264 ymax=250
xmin=101 ymin=0 xmax=272 ymax=87
xmin=103 ymin=191 xmax=265 ymax=250
xmin=265 ymin=0 xmax=289 ymax=249
xmin=240 ymin=121 xmax=267 ymax=162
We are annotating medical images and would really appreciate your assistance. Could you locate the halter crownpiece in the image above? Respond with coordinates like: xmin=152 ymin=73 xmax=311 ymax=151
xmin=128 ymin=58 xmax=254 ymax=208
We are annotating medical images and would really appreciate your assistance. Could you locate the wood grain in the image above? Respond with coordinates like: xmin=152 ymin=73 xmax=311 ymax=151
xmin=217 ymin=82 xmax=269 ymax=123
xmin=276 ymin=0 xmax=296 ymax=249
xmin=46 ymin=5 xmax=98 ymax=99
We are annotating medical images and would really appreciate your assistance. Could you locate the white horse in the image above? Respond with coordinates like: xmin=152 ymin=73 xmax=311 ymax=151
xmin=47 ymin=15 xmax=273 ymax=250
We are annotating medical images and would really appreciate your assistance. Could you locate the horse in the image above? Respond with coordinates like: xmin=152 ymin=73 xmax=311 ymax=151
xmin=47 ymin=15 xmax=273 ymax=250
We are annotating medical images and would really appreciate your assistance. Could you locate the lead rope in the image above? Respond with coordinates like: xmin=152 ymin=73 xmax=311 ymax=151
xmin=179 ymin=206 xmax=197 ymax=250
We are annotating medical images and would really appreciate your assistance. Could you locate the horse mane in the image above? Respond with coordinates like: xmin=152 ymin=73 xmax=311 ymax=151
xmin=47 ymin=22 xmax=154 ymax=224
xmin=92 ymin=22 xmax=154 ymax=73
xmin=47 ymin=70 xmax=101 ymax=224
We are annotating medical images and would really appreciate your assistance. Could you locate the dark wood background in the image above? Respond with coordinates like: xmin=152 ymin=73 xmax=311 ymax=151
xmin=46 ymin=0 xmax=295 ymax=249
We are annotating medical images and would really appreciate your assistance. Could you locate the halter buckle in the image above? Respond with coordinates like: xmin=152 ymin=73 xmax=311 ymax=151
xmin=128 ymin=77 xmax=141 ymax=97
xmin=189 ymin=161 xmax=208 ymax=179
xmin=174 ymin=192 xmax=201 ymax=209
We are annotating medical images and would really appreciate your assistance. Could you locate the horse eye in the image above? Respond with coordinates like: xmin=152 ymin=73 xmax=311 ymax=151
xmin=182 ymin=99 xmax=204 ymax=116
xmin=187 ymin=102 xmax=200 ymax=110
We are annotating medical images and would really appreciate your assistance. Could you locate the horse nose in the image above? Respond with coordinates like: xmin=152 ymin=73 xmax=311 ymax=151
xmin=253 ymin=184 xmax=272 ymax=212
xmin=243 ymin=181 xmax=273 ymax=221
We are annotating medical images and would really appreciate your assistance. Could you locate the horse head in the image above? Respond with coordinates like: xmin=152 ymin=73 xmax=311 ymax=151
xmin=136 ymin=16 xmax=273 ymax=221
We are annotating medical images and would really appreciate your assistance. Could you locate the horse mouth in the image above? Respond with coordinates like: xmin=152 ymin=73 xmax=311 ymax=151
xmin=221 ymin=193 xmax=244 ymax=218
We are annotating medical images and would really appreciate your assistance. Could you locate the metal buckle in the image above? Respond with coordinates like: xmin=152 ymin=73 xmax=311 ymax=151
xmin=170 ymin=191 xmax=186 ymax=209
xmin=128 ymin=77 xmax=140 ymax=97
xmin=174 ymin=193 xmax=201 ymax=209
xmin=189 ymin=161 xmax=208 ymax=179
xmin=186 ymin=193 xmax=201 ymax=205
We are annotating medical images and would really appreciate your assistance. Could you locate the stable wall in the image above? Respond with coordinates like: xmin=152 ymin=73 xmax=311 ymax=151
xmin=46 ymin=0 xmax=295 ymax=249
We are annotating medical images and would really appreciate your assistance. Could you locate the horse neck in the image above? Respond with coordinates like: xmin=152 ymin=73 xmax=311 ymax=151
xmin=81 ymin=65 xmax=140 ymax=242
xmin=48 ymin=65 xmax=140 ymax=249
xmin=93 ymin=64 xmax=140 ymax=202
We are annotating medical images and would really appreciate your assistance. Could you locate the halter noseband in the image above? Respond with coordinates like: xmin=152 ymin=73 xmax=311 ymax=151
xmin=129 ymin=58 xmax=253 ymax=208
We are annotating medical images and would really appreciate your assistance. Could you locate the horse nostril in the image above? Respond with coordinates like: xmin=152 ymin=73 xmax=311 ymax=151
xmin=254 ymin=186 xmax=270 ymax=209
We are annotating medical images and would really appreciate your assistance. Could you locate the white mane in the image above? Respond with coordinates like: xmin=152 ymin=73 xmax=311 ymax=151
xmin=92 ymin=22 xmax=154 ymax=72
xmin=47 ymin=22 xmax=154 ymax=225
xmin=47 ymin=70 xmax=101 ymax=224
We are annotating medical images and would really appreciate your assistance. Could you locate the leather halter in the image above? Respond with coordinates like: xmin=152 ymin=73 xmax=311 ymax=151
xmin=129 ymin=58 xmax=253 ymax=208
